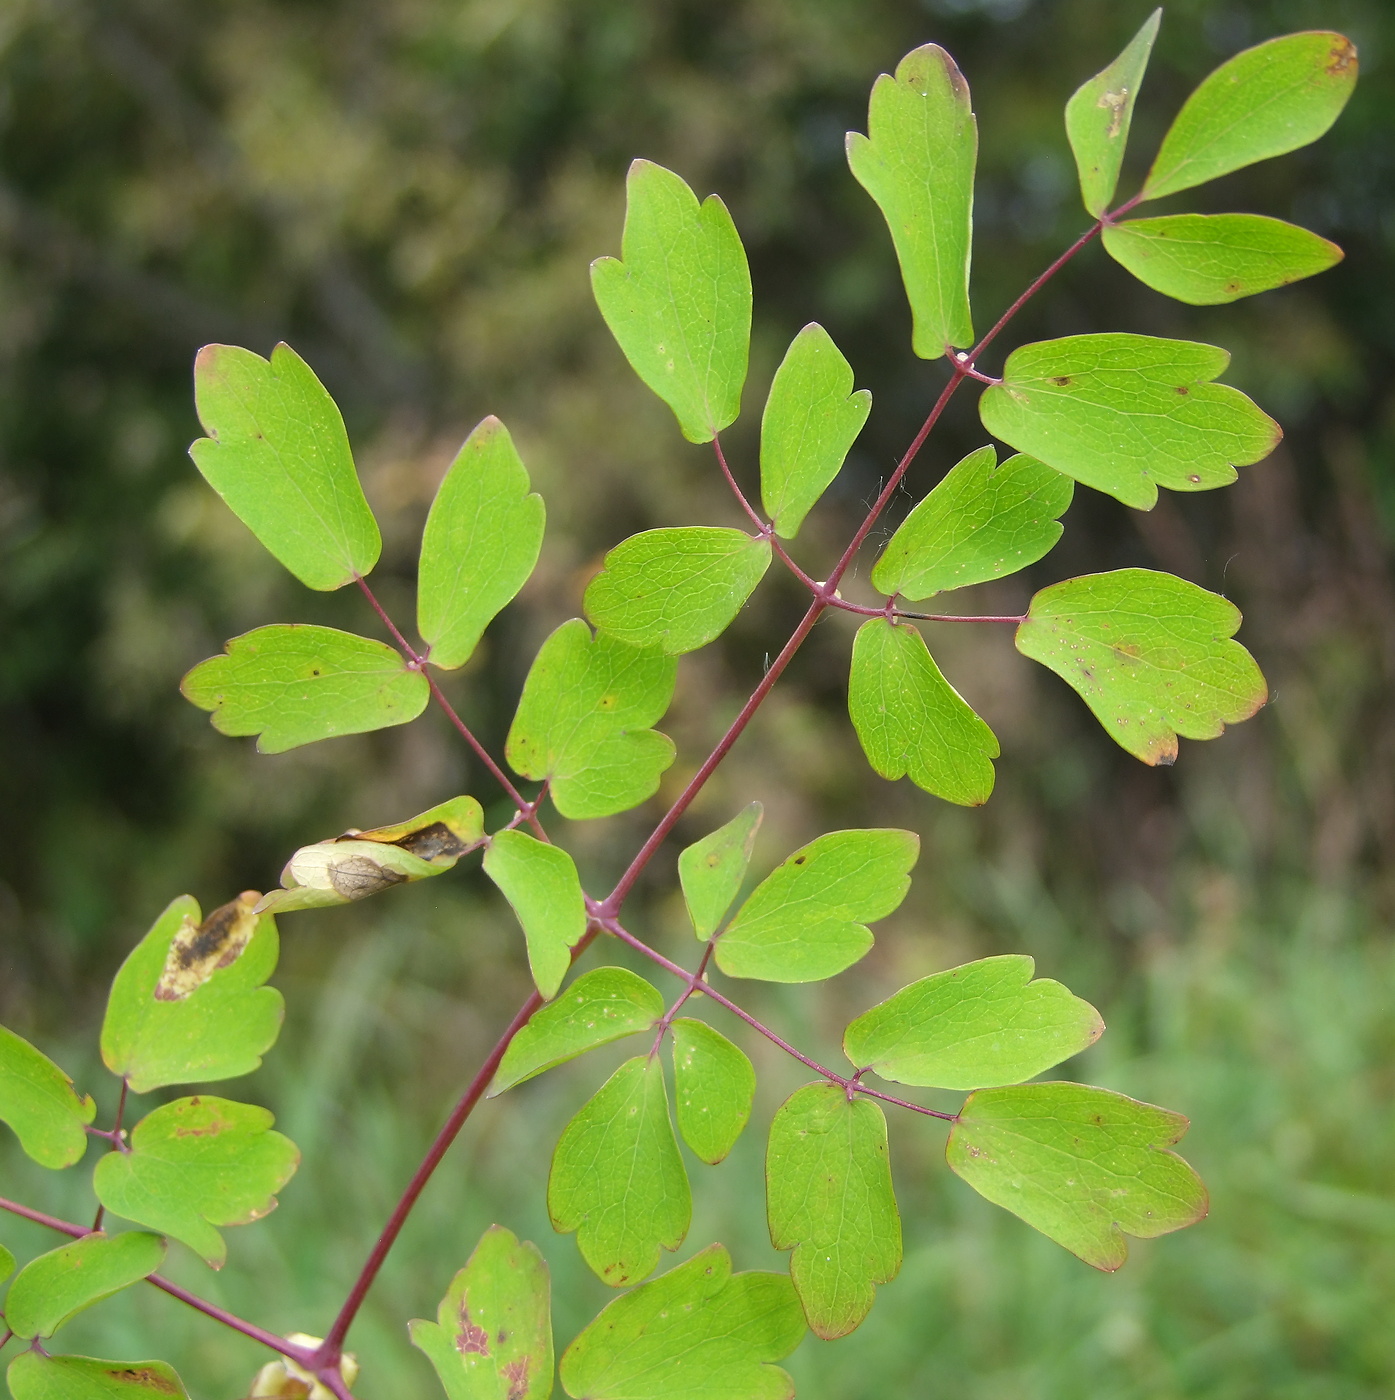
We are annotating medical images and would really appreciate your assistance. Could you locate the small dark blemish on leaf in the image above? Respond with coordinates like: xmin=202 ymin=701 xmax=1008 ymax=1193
xmin=328 ymin=857 xmax=408 ymax=900
xmin=1224 ymin=280 xmax=1242 ymax=295
xmin=792 ymin=855 xmax=807 ymax=865
xmin=1050 ymin=376 xmax=1072 ymax=387
xmin=109 ymin=1369 xmax=180 ymax=1394
xmin=1187 ymin=474 xmax=1202 ymax=484
xmin=1174 ymin=385 xmax=1189 ymax=395
xmin=156 ymin=892 xmax=259 ymax=1001
xmin=1326 ymin=37 xmax=1357 ymax=77
xmin=389 ymin=821 xmax=467 ymax=862
xmin=503 ymin=1360 xmax=531 ymax=1400
xmin=455 ymin=1302 xmax=490 ymax=1356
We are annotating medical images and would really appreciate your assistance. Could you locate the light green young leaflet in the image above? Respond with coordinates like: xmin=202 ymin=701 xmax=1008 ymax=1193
xmin=760 ymin=324 xmax=871 ymax=539
xmin=7 ymin=1352 xmax=189 ymax=1400
xmin=506 ymin=619 xmax=676 ymax=820
xmin=671 ymin=1018 xmax=755 ymax=1166
xmin=0 ymin=1243 xmax=13 ymax=1281
xmin=409 ymin=1225 xmax=553 ymax=1400
xmin=979 ymin=333 xmax=1280 ymax=511
xmin=678 ymin=802 xmax=763 ymax=940
xmin=1142 ymin=31 xmax=1358 ymax=202
xmin=584 ymin=528 xmax=771 ymax=655
xmin=5 ymin=1233 xmax=166 ymax=1340
xmin=483 ymin=831 xmax=588 ymax=1000
xmin=847 ymin=43 xmax=976 ymax=355
xmin=946 ymin=1082 xmax=1209 ymax=1271
xmin=849 ymin=619 xmax=998 ymax=806
xmin=559 ymin=1244 xmax=805 ymax=1400
xmin=0 ymin=1026 xmax=95 ymax=1169
xmin=591 ymin=159 xmax=751 ymax=444
xmin=1016 ymin=568 xmax=1267 ymax=765
xmin=490 ymin=967 xmax=664 ymax=1096
xmin=418 ymin=415 xmax=545 ymax=670
xmin=870 ymin=446 xmax=1072 ymax=599
xmin=189 ymin=342 xmax=380 ymax=590
xmin=182 ymin=624 xmax=429 ymax=753
xmin=258 ymin=795 xmax=484 ymax=915
xmin=101 ymin=892 xmax=284 ymax=1093
xmin=715 ymin=829 xmax=919 ymax=983
xmin=548 ymin=1056 xmax=690 ymax=1288
xmin=843 ymin=954 xmax=1103 ymax=1089
xmin=1064 ymin=10 xmax=1160 ymax=216
xmin=1102 ymin=213 xmax=1342 ymax=305
xmin=767 ymin=1084 xmax=900 ymax=1339
xmin=93 ymin=1096 xmax=300 ymax=1268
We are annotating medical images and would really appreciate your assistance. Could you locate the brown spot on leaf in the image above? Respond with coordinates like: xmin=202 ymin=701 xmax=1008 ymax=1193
xmin=503 ymin=1359 xmax=531 ymax=1400
xmin=792 ymin=855 xmax=806 ymax=865
xmin=328 ymin=857 xmax=408 ymax=900
xmin=1326 ymin=37 xmax=1357 ymax=76
xmin=108 ymin=1368 xmax=179 ymax=1393
xmin=1174 ymin=385 xmax=1189 ymax=395
xmin=1224 ymin=280 xmax=1242 ymax=295
xmin=155 ymin=892 xmax=260 ymax=1001
xmin=1050 ymin=375 xmax=1072 ymax=387
xmin=1096 ymin=87 xmax=1129 ymax=138
xmin=455 ymin=1302 xmax=490 ymax=1356
xmin=386 ymin=821 xmax=468 ymax=862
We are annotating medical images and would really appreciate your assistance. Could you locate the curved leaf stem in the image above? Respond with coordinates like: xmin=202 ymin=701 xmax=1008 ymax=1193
xmin=0 ymin=1331 xmax=11 ymax=1352
xmin=712 ymin=434 xmax=768 ymax=533
xmin=601 ymin=919 xmax=955 ymax=1122
xmin=651 ymin=941 xmax=716 ymax=1052
xmin=91 ymin=1077 xmax=129 ymax=1230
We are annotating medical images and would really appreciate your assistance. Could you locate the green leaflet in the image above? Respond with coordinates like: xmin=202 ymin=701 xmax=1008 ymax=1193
xmin=1102 ymin=213 xmax=1342 ymax=305
xmin=848 ymin=619 xmax=998 ymax=806
xmin=483 ymin=831 xmax=588 ymax=1000
xmin=548 ymin=1056 xmax=690 ymax=1288
xmin=847 ymin=44 xmax=976 ymax=356
xmin=759 ymin=324 xmax=871 ymax=539
xmin=1064 ymin=10 xmax=1161 ymax=216
xmin=870 ymin=446 xmax=1072 ymax=599
xmin=584 ymin=528 xmax=771 ymax=655
xmin=5 ymin=1233 xmax=166 ymax=1340
xmin=7 ymin=1352 xmax=189 ymax=1400
xmin=0 ymin=1243 xmax=13 ymax=1281
xmin=843 ymin=954 xmax=1104 ymax=1090
xmin=181 ymin=625 xmax=429 ymax=753
xmin=506 ymin=620 xmax=676 ymax=820
xmin=1016 ymin=569 xmax=1268 ymax=765
xmin=767 ymin=1084 xmax=900 ymax=1339
xmin=0 ymin=1025 xmax=95 ymax=1169
xmin=670 ymin=1019 xmax=755 ymax=1166
xmin=946 ymin=1082 xmax=1209 ymax=1271
xmin=715 ymin=829 xmax=919 ymax=983
xmin=978 ymin=333 xmax=1280 ymax=511
xmin=1143 ymin=31 xmax=1358 ymax=202
xmin=491 ymin=968 xmax=664 ymax=1096
xmin=418 ymin=415 xmax=546 ymax=671
xmin=591 ymin=160 xmax=751 ymax=444
xmin=408 ymin=1225 xmax=553 ymax=1400
xmin=678 ymin=802 xmax=763 ymax=940
xmin=92 ymin=1096 xmax=300 ymax=1268
xmin=559 ymin=1244 xmax=804 ymax=1400
xmin=258 ymin=795 xmax=484 ymax=914
xmin=101 ymin=892 xmax=284 ymax=1094
xmin=189 ymin=342 xmax=380 ymax=590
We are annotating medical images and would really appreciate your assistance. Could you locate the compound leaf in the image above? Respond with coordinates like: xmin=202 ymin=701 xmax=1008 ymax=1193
xmin=418 ymin=416 xmax=546 ymax=671
xmin=5 ymin=1233 xmax=166 ymax=1340
xmin=584 ymin=528 xmax=771 ymax=656
xmin=847 ymin=44 xmax=976 ymax=355
xmin=849 ymin=619 xmax=998 ymax=806
xmin=506 ymin=620 xmax=676 ymax=820
xmin=871 ymin=446 xmax=1072 ymax=599
xmin=591 ymin=160 xmax=751 ymax=444
xmin=844 ymin=955 xmax=1103 ymax=1090
xmin=548 ymin=1057 xmax=690 ymax=1288
xmin=258 ymin=796 xmax=484 ymax=915
xmin=559 ymin=1244 xmax=804 ymax=1400
xmin=92 ymin=1096 xmax=300 ymax=1268
xmin=715 ymin=830 xmax=918 ymax=983
xmin=946 ymin=1082 xmax=1208 ymax=1270
xmin=678 ymin=803 xmax=763 ymax=940
xmin=491 ymin=968 xmax=664 ymax=1096
xmin=1143 ymin=31 xmax=1358 ymax=203
xmin=101 ymin=892 xmax=284 ymax=1094
xmin=408 ymin=1225 xmax=553 ymax=1400
xmin=767 ymin=1085 xmax=899 ymax=1339
xmin=181 ymin=625 xmax=429 ymax=753
xmin=671 ymin=1019 xmax=754 ymax=1166
xmin=189 ymin=342 xmax=380 ymax=590
xmin=1016 ymin=569 xmax=1267 ymax=765
xmin=1065 ymin=10 xmax=1161 ymax=215
xmin=979 ymin=334 xmax=1280 ymax=511
xmin=760 ymin=325 xmax=871 ymax=539
xmin=7 ymin=1351 xmax=189 ymax=1400
xmin=0 ymin=1026 xmax=94 ymax=1169
xmin=1102 ymin=213 xmax=1342 ymax=305
xmin=483 ymin=832 xmax=588 ymax=1001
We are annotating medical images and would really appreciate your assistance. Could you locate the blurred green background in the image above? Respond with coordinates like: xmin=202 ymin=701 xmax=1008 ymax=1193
xmin=2 ymin=0 xmax=1394 ymax=1394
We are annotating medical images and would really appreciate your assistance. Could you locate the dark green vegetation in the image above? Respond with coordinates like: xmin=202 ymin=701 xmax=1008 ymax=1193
xmin=2 ymin=1 xmax=1394 ymax=1396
